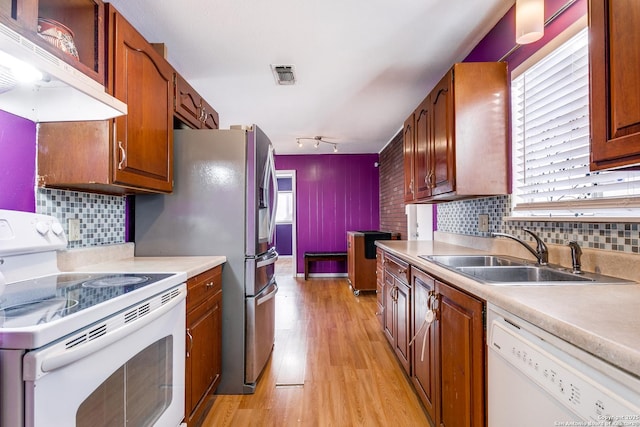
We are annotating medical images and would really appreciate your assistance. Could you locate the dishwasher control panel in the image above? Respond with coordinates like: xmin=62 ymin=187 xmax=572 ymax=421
xmin=490 ymin=316 xmax=640 ymax=424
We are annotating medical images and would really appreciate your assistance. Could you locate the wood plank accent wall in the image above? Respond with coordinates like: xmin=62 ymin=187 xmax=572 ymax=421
xmin=379 ymin=130 xmax=407 ymax=239
xmin=275 ymin=154 xmax=381 ymax=275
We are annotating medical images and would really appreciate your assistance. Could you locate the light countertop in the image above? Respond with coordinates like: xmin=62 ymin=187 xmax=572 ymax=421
xmin=72 ymin=256 xmax=226 ymax=278
xmin=58 ymin=243 xmax=226 ymax=279
xmin=376 ymin=239 xmax=640 ymax=380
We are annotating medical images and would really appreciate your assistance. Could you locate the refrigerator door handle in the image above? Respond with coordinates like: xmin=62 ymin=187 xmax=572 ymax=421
xmin=256 ymin=281 xmax=278 ymax=306
xmin=267 ymin=145 xmax=278 ymax=244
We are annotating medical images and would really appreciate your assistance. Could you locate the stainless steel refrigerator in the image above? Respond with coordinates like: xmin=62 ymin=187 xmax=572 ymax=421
xmin=134 ymin=125 xmax=279 ymax=394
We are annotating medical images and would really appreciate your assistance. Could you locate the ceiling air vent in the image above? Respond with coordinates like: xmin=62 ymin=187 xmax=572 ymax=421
xmin=271 ymin=64 xmax=296 ymax=85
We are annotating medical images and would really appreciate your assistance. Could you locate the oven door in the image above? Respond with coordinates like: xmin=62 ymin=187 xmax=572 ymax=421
xmin=22 ymin=285 xmax=186 ymax=427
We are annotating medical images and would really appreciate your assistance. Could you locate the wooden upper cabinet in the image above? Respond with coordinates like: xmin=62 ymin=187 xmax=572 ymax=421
xmin=414 ymin=95 xmax=432 ymax=200
xmin=590 ymin=0 xmax=640 ymax=170
xmin=403 ymin=114 xmax=416 ymax=202
xmin=175 ymin=73 xmax=219 ymax=129
xmin=107 ymin=5 xmax=173 ymax=193
xmin=37 ymin=4 xmax=174 ymax=194
xmin=403 ymin=62 xmax=509 ymax=203
xmin=430 ymin=72 xmax=455 ymax=197
xmin=0 ymin=0 xmax=105 ymax=84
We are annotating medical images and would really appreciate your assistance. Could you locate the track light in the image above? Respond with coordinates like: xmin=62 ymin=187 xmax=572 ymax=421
xmin=295 ymin=136 xmax=339 ymax=152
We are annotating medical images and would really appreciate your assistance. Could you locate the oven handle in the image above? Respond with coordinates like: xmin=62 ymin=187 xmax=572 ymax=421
xmin=35 ymin=289 xmax=185 ymax=376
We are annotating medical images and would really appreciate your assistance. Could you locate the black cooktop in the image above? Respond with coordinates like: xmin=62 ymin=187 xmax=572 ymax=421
xmin=0 ymin=273 xmax=174 ymax=328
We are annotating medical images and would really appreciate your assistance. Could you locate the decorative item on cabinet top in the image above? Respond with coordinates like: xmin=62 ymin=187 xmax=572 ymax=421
xmin=0 ymin=21 xmax=127 ymax=122
xmin=37 ymin=17 xmax=79 ymax=61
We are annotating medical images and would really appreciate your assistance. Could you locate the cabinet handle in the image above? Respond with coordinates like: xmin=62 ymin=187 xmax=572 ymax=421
xmin=206 ymin=281 xmax=214 ymax=289
xmin=186 ymin=329 xmax=193 ymax=358
xmin=432 ymin=293 xmax=440 ymax=320
xmin=117 ymin=140 xmax=126 ymax=170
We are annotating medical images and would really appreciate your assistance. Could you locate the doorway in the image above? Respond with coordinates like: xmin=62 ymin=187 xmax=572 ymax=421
xmin=275 ymin=170 xmax=296 ymax=276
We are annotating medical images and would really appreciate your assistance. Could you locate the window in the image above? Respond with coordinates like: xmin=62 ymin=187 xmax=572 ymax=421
xmin=511 ymin=25 xmax=640 ymax=217
xmin=275 ymin=191 xmax=293 ymax=223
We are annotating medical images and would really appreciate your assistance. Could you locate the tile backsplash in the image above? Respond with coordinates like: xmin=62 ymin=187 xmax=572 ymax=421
xmin=36 ymin=189 xmax=127 ymax=249
xmin=437 ymin=195 xmax=640 ymax=254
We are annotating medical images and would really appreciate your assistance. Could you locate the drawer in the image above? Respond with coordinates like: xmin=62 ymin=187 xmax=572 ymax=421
xmin=187 ymin=266 xmax=222 ymax=311
xmin=384 ymin=253 xmax=409 ymax=284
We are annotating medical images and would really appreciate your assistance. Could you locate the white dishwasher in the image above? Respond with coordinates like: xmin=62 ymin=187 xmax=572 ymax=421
xmin=487 ymin=303 xmax=640 ymax=427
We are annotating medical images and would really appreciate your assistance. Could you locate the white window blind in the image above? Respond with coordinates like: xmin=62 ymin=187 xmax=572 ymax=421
xmin=511 ymin=27 xmax=640 ymax=216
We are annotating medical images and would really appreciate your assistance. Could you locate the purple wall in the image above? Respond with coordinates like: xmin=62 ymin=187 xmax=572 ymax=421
xmin=275 ymin=224 xmax=293 ymax=255
xmin=0 ymin=110 xmax=36 ymax=212
xmin=465 ymin=0 xmax=587 ymax=68
xmin=275 ymin=154 xmax=380 ymax=275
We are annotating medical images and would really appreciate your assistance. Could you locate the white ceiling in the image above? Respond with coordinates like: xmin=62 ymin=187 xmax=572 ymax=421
xmin=106 ymin=0 xmax=514 ymax=155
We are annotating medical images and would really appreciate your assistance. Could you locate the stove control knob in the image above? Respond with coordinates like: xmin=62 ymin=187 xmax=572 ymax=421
xmin=35 ymin=221 xmax=50 ymax=236
xmin=51 ymin=222 xmax=64 ymax=236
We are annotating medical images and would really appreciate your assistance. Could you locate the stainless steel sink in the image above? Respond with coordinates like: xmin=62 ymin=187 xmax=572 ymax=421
xmin=420 ymin=254 xmax=634 ymax=285
xmin=420 ymin=255 xmax=527 ymax=268
xmin=457 ymin=266 xmax=594 ymax=283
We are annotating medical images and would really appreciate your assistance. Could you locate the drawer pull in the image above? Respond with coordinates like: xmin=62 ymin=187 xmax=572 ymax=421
xmin=206 ymin=281 xmax=214 ymax=288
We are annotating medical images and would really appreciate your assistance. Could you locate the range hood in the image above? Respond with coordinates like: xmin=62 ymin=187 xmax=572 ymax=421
xmin=0 ymin=22 xmax=127 ymax=122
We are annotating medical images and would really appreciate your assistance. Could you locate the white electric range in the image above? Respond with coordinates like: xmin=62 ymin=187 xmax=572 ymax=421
xmin=0 ymin=209 xmax=187 ymax=427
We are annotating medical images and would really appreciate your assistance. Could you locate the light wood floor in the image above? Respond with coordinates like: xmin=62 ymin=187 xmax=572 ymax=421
xmin=202 ymin=259 xmax=430 ymax=426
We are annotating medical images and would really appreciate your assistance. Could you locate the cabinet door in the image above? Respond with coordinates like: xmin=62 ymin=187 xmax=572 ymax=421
xmin=109 ymin=7 xmax=173 ymax=193
xmin=590 ymin=0 xmax=640 ymax=170
xmin=411 ymin=268 xmax=438 ymax=423
xmin=347 ymin=233 xmax=356 ymax=286
xmin=437 ymin=281 xmax=484 ymax=427
xmin=403 ymin=114 xmax=416 ymax=202
xmin=414 ymin=96 xmax=432 ymax=200
xmin=210 ymin=290 xmax=223 ymax=394
xmin=376 ymin=249 xmax=384 ymax=327
xmin=199 ymin=100 xmax=219 ymax=129
xmin=382 ymin=269 xmax=395 ymax=346
xmin=175 ymin=72 xmax=203 ymax=129
xmin=394 ymin=278 xmax=411 ymax=374
xmin=186 ymin=296 xmax=218 ymax=422
xmin=431 ymin=71 xmax=455 ymax=196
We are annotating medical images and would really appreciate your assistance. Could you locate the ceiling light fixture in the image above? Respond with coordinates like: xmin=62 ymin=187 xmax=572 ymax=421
xmin=515 ymin=0 xmax=544 ymax=45
xmin=296 ymin=136 xmax=339 ymax=152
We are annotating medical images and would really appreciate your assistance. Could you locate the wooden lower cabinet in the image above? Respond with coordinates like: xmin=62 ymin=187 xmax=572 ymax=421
xmin=376 ymin=248 xmax=385 ymax=327
xmin=382 ymin=253 xmax=411 ymax=374
xmin=438 ymin=277 xmax=485 ymax=427
xmin=403 ymin=263 xmax=485 ymax=426
xmin=411 ymin=268 xmax=438 ymax=422
xmin=185 ymin=266 xmax=223 ymax=427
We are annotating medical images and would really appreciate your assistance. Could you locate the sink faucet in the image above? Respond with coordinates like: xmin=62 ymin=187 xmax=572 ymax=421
xmin=491 ymin=228 xmax=549 ymax=265
xmin=568 ymin=241 xmax=582 ymax=274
